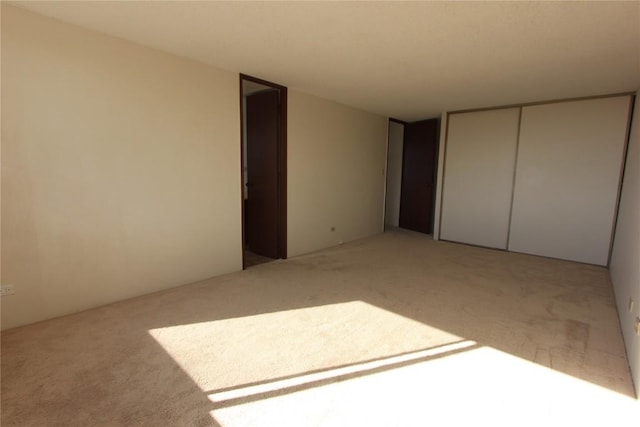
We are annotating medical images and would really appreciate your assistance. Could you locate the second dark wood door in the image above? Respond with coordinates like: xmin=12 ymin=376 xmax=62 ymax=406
xmin=246 ymin=90 xmax=279 ymax=258
xmin=399 ymin=119 xmax=439 ymax=234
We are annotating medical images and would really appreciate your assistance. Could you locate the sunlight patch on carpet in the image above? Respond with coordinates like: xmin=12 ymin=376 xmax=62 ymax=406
xmin=148 ymin=300 xmax=463 ymax=391
xmin=207 ymin=340 xmax=477 ymax=403
xmin=209 ymin=346 xmax=639 ymax=427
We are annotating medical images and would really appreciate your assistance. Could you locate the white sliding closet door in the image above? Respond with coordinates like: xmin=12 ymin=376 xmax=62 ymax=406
xmin=440 ymin=108 xmax=520 ymax=249
xmin=508 ymin=96 xmax=630 ymax=265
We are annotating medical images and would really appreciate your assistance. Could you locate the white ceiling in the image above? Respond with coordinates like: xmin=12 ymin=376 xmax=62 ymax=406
xmin=9 ymin=1 xmax=640 ymax=122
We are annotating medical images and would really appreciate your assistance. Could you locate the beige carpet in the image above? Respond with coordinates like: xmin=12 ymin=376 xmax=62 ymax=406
xmin=2 ymin=229 xmax=638 ymax=426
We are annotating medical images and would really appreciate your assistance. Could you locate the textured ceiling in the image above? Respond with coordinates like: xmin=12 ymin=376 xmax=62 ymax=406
xmin=8 ymin=1 xmax=640 ymax=121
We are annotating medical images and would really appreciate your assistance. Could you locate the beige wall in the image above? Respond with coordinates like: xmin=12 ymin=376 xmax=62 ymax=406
xmin=288 ymin=90 xmax=387 ymax=257
xmin=384 ymin=121 xmax=403 ymax=228
xmin=610 ymin=92 xmax=640 ymax=397
xmin=1 ymin=6 xmax=242 ymax=329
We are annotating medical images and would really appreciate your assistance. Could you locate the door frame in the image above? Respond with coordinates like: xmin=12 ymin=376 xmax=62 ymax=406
xmin=384 ymin=118 xmax=408 ymax=228
xmin=239 ymin=74 xmax=288 ymax=267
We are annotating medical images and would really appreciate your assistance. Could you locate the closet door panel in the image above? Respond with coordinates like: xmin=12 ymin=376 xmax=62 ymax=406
xmin=508 ymin=96 xmax=630 ymax=265
xmin=440 ymin=108 xmax=520 ymax=249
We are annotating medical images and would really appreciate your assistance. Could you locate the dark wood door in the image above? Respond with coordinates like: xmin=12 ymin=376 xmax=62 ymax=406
xmin=246 ymin=90 xmax=279 ymax=258
xmin=399 ymin=119 xmax=439 ymax=234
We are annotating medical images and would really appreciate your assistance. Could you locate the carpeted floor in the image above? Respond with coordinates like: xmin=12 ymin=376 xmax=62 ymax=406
xmin=1 ymin=229 xmax=638 ymax=426
xmin=243 ymin=249 xmax=275 ymax=269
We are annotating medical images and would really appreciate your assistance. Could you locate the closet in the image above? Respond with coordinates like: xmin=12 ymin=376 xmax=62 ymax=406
xmin=439 ymin=95 xmax=632 ymax=266
xmin=440 ymin=107 xmax=519 ymax=249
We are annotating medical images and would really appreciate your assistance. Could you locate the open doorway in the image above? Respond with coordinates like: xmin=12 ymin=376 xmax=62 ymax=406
xmin=399 ymin=118 xmax=439 ymax=234
xmin=240 ymin=75 xmax=287 ymax=268
xmin=385 ymin=118 xmax=439 ymax=235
